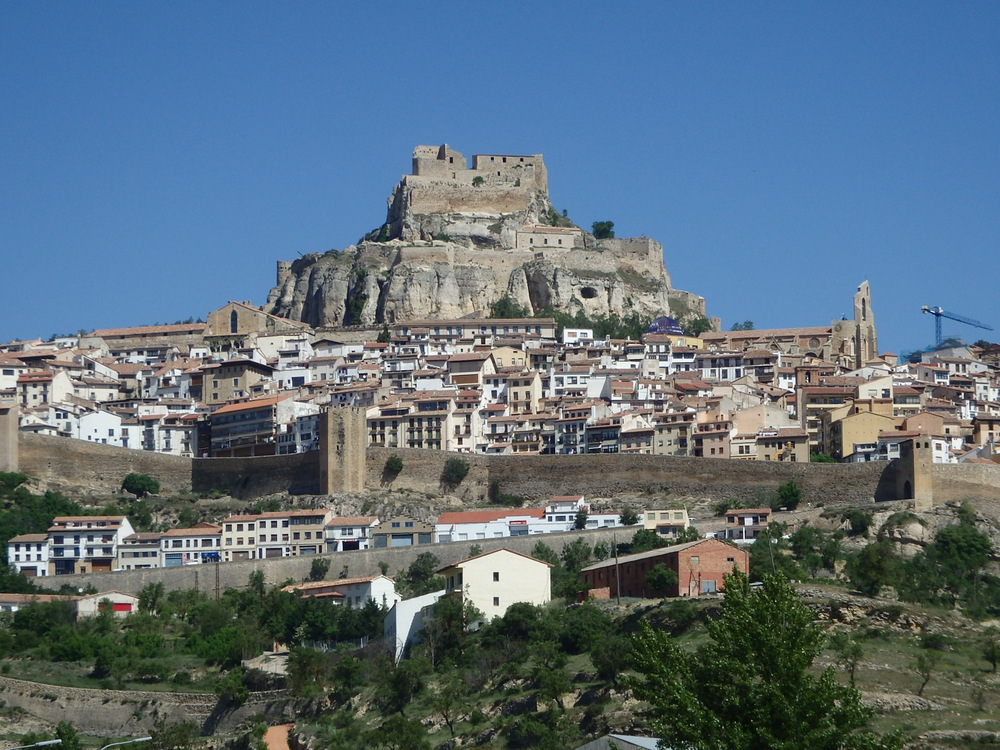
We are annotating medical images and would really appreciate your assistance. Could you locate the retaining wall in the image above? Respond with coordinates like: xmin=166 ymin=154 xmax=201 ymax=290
xmin=48 ymin=527 xmax=627 ymax=596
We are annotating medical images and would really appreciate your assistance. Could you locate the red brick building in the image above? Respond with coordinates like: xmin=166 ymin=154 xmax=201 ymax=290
xmin=580 ymin=538 xmax=748 ymax=599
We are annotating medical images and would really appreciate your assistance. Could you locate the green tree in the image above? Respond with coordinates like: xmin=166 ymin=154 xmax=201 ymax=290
xmin=683 ymin=316 xmax=713 ymax=337
xmin=591 ymin=220 xmax=615 ymax=239
xmin=55 ymin=721 xmax=83 ymax=750
xmin=913 ymin=651 xmax=939 ymax=697
xmin=432 ymin=672 xmax=467 ymax=736
xmin=646 ymin=563 xmax=679 ymax=596
xmin=676 ymin=526 xmax=702 ymax=543
xmin=308 ymin=557 xmax=331 ymax=582
xmin=730 ymin=320 xmax=755 ymax=331
xmin=374 ymin=656 xmax=429 ymax=716
xmin=368 ymin=714 xmax=431 ymax=750
xmin=774 ymin=480 xmax=803 ymax=510
xmin=138 ymin=581 xmax=165 ymax=617
xmin=377 ymin=324 xmax=391 ymax=343
xmin=829 ymin=632 xmax=864 ymax=686
xmin=489 ymin=294 xmax=528 ymax=319
xmin=629 ymin=571 xmax=904 ymax=750
xmin=619 ymin=506 xmax=640 ymax=526
xmin=847 ymin=540 xmax=903 ymax=596
xmin=982 ymin=626 xmax=1000 ymax=673
xmin=121 ymin=473 xmax=159 ymax=498
xmin=441 ymin=457 xmax=470 ymax=485
xmin=384 ymin=454 xmax=403 ymax=474
xmin=626 ymin=528 xmax=669 ymax=554
xmin=574 ymin=509 xmax=588 ymax=530
xmin=811 ymin=452 xmax=839 ymax=463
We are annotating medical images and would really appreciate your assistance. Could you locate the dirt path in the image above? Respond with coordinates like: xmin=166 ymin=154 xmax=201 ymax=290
xmin=263 ymin=723 xmax=293 ymax=750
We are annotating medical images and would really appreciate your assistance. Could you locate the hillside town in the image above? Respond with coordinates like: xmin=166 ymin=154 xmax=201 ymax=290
xmin=3 ymin=282 xmax=999 ymax=468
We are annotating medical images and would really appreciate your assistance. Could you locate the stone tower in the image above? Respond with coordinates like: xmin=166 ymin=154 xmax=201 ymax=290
xmin=0 ymin=403 xmax=17 ymax=473
xmin=853 ymin=280 xmax=878 ymax=368
xmin=319 ymin=407 xmax=367 ymax=494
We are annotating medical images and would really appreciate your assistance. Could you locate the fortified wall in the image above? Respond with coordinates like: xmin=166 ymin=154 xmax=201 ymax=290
xmin=9 ymin=407 xmax=1000 ymax=536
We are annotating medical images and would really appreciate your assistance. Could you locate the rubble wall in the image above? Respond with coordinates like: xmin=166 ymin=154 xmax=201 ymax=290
xmin=18 ymin=433 xmax=192 ymax=496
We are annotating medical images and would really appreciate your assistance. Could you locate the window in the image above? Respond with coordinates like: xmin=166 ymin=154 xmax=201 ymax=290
xmin=493 ymin=597 xmax=500 ymax=607
xmin=690 ymin=556 xmax=699 ymax=565
xmin=493 ymin=572 xmax=499 ymax=582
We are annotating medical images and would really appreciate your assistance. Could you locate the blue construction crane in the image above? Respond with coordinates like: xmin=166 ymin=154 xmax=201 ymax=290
xmin=921 ymin=305 xmax=993 ymax=347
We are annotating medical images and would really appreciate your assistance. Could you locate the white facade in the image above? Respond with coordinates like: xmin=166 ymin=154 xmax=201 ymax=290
xmin=7 ymin=534 xmax=50 ymax=577
xmin=384 ymin=589 xmax=445 ymax=663
xmin=438 ymin=548 xmax=552 ymax=622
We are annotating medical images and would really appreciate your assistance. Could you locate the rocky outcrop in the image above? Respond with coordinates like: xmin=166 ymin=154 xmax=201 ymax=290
xmin=266 ymin=144 xmax=709 ymax=327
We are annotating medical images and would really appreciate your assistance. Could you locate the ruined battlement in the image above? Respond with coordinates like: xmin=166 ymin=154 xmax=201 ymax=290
xmin=410 ymin=144 xmax=547 ymax=194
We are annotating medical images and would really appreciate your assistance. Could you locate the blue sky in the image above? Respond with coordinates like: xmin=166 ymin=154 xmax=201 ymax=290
xmin=2 ymin=2 xmax=997 ymax=357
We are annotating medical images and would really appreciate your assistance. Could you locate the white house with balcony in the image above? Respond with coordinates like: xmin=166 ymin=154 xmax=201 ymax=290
xmin=324 ymin=516 xmax=379 ymax=552
xmin=7 ymin=533 xmax=50 ymax=577
xmin=47 ymin=515 xmax=135 ymax=575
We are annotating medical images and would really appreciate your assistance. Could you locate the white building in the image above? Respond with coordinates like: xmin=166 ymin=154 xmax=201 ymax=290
xmin=324 ymin=516 xmax=380 ymax=552
xmin=437 ymin=548 xmax=552 ymax=622
xmin=7 ymin=533 xmax=50 ymax=577
xmin=283 ymin=575 xmax=399 ymax=609
xmin=159 ymin=523 xmax=223 ymax=567
xmin=384 ymin=589 xmax=446 ymax=663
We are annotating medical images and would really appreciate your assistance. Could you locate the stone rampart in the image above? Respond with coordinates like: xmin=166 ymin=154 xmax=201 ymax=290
xmin=193 ymin=452 xmax=321 ymax=499
xmin=366 ymin=446 xmax=885 ymax=506
xmin=405 ymin=183 xmax=533 ymax=216
xmin=932 ymin=463 xmax=1000 ymax=504
xmin=19 ymin=433 xmax=192 ymax=496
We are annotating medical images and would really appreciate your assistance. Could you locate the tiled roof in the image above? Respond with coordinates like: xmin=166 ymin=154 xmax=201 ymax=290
xmin=437 ymin=509 xmax=545 ymax=525
xmin=89 ymin=323 xmax=208 ymax=338
xmin=211 ymin=395 xmax=291 ymax=416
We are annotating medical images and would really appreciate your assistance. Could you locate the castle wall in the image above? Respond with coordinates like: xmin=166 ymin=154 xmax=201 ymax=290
xmin=365 ymin=446 xmax=887 ymax=507
xmin=19 ymin=432 xmax=192 ymax=496
xmin=412 ymin=144 xmax=467 ymax=178
xmin=192 ymin=452 xmax=321 ymax=499
xmin=403 ymin=179 xmax=535 ymax=215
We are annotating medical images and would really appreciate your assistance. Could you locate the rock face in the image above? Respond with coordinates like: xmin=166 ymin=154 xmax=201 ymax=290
xmin=267 ymin=144 xmax=708 ymax=327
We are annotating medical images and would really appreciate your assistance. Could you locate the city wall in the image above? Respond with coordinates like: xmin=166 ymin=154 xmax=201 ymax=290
xmin=18 ymin=433 xmax=193 ymax=497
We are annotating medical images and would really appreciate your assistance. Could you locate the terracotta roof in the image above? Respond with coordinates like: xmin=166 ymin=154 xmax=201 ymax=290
xmin=89 ymin=323 xmax=208 ymax=338
xmin=283 ymin=575 xmax=386 ymax=593
xmin=211 ymin=395 xmax=291 ymax=416
xmin=437 ymin=546 xmax=553 ymax=572
xmin=328 ymin=516 xmax=379 ymax=526
xmin=7 ymin=533 xmax=48 ymax=543
xmin=437 ymin=509 xmax=545 ymax=525
xmin=162 ymin=523 xmax=222 ymax=537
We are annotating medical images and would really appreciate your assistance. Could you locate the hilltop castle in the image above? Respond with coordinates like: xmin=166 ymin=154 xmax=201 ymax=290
xmin=267 ymin=143 xmax=707 ymax=328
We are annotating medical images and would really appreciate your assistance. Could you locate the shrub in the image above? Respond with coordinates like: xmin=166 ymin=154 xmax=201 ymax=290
xmin=308 ymin=557 xmax=331 ymax=582
xmin=384 ymin=454 xmax=403 ymax=474
xmin=441 ymin=457 xmax=470 ymax=485
xmin=122 ymin=473 xmax=159 ymax=498
xmin=773 ymin=480 xmax=803 ymax=511
xmin=619 ymin=506 xmax=640 ymax=526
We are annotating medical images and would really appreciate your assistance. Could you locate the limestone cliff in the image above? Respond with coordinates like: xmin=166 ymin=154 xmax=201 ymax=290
xmin=267 ymin=144 xmax=708 ymax=327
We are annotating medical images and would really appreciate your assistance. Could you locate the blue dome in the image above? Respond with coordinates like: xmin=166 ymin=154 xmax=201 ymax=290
xmin=647 ymin=316 xmax=684 ymax=335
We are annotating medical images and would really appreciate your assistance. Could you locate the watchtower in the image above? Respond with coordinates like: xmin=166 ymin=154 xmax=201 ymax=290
xmin=0 ymin=403 xmax=17 ymax=473
xmin=319 ymin=407 xmax=367 ymax=494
